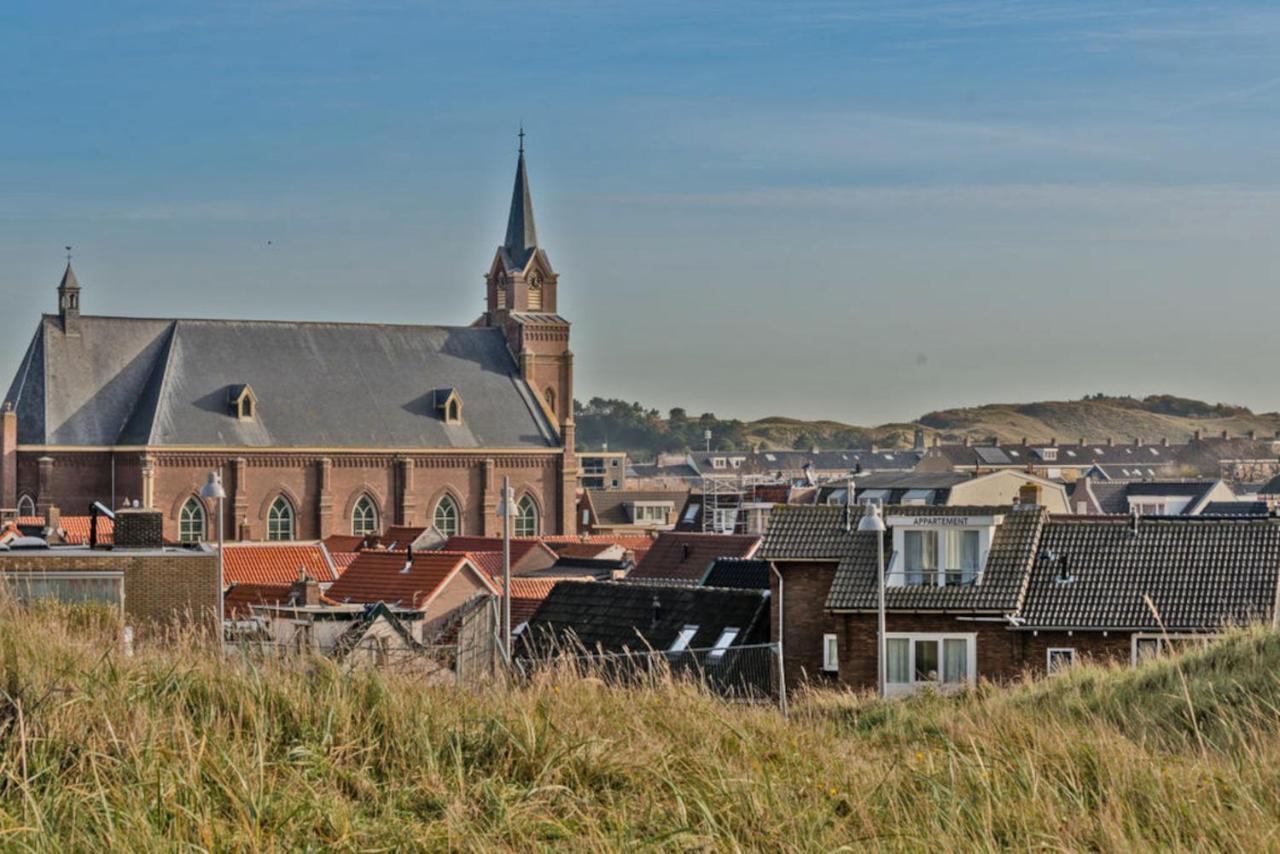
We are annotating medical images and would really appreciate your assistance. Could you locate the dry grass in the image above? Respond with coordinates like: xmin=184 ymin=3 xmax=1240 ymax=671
xmin=2 ymin=601 xmax=1280 ymax=850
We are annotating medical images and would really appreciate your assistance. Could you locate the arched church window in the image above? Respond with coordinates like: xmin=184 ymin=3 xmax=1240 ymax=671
xmin=351 ymin=495 xmax=378 ymax=537
xmin=179 ymin=497 xmax=206 ymax=544
xmin=268 ymin=496 xmax=295 ymax=541
xmin=16 ymin=494 xmax=35 ymax=518
xmin=544 ymin=387 xmax=556 ymax=416
xmin=433 ymin=495 xmax=460 ymax=538
xmin=514 ymin=494 xmax=539 ymax=538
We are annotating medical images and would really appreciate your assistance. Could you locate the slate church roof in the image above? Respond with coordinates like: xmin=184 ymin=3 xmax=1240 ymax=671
xmin=5 ymin=314 xmax=558 ymax=449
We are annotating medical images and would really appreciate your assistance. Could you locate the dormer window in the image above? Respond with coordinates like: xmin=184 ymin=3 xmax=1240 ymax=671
xmin=227 ymin=384 xmax=257 ymax=420
xmin=630 ymin=501 xmax=673 ymax=526
xmin=435 ymin=388 xmax=463 ymax=425
xmin=1039 ymin=447 xmax=1058 ymax=462
xmin=886 ymin=514 xmax=1001 ymax=588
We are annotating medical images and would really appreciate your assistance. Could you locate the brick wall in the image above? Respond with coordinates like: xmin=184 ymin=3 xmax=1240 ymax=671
xmin=834 ymin=613 xmax=1025 ymax=691
xmin=771 ymin=560 xmax=842 ymax=689
xmin=1020 ymin=630 xmax=1133 ymax=674
xmin=0 ymin=550 xmax=219 ymax=634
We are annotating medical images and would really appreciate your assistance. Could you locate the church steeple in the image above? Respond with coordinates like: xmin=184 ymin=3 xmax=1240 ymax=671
xmin=502 ymin=128 xmax=539 ymax=272
xmin=57 ymin=260 xmax=81 ymax=332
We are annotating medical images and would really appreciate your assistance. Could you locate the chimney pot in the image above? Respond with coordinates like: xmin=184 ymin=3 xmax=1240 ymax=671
xmin=1079 ymin=437 xmax=1086 ymax=446
xmin=1160 ymin=437 xmax=1168 ymax=447
xmin=1222 ymin=430 xmax=1229 ymax=440
xmin=1193 ymin=429 xmax=1202 ymax=441
xmin=1050 ymin=437 xmax=1057 ymax=447
xmin=1135 ymin=437 xmax=1143 ymax=447
xmin=1248 ymin=430 xmax=1257 ymax=440
xmin=1106 ymin=437 xmax=1114 ymax=446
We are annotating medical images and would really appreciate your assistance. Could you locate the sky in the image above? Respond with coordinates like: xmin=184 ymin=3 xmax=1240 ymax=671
xmin=1 ymin=1 xmax=1278 ymax=425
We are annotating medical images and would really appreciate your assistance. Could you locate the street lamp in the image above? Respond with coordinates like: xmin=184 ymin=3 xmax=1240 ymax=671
xmin=199 ymin=471 xmax=227 ymax=648
xmin=495 ymin=475 xmax=515 ymax=669
xmin=857 ymin=499 xmax=888 ymax=699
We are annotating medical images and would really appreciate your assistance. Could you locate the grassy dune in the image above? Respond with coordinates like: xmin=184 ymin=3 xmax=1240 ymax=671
xmin=2 ymin=604 xmax=1280 ymax=850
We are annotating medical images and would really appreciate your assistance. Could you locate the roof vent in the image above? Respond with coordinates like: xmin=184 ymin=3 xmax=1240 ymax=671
xmin=681 ymin=543 xmax=691 ymax=561
xmin=401 ymin=544 xmax=414 ymax=574
xmin=651 ymin=593 xmax=662 ymax=628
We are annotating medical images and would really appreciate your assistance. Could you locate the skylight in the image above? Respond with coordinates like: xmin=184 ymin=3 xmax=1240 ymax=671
xmin=670 ymin=625 xmax=699 ymax=652
xmin=708 ymin=627 xmax=740 ymax=661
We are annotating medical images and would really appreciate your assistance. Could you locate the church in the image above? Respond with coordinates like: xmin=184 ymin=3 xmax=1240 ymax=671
xmin=0 ymin=144 xmax=578 ymax=543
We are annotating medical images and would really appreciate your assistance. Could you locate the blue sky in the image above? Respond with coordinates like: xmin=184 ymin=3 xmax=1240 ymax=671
xmin=2 ymin=1 xmax=1278 ymax=424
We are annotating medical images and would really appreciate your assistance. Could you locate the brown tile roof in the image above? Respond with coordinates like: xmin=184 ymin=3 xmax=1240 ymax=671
xmin=509 ymin=576 xmax=584 ymax=626
xmin=222 ymin=542 xmax=339 ymax=586
xmin=538 ymin=534 xmax=655 ymax=561
xmin=322 ymin=534 xmax=367 ymax=553
xmin=326 ymin=551 xmax=494 ymax=610
xmin=223 ymin=583 xmax=292 ymax=618
xmin=584 ymin=489 xmax=690 ymax=527
xmin=19 ymin=515 xmax=114 ymax=545
xmin=627 ymin=532 xmax=761 ymax=582
xmin=440 ymin=536 xmax=559 ymax=565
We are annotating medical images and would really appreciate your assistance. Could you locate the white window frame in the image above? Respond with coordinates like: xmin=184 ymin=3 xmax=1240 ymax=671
xmin=669 ymin=625 xmax=699 ymax=653
xmin=822 ymin=633 xmax=839 ymax=672
xmin=433 ymin=496 xmax=460 ymax=538
xmin=179 ymin=496 xmax=206 ymax=544
xmin=884 ymin=632 xmax=976 ymax=697
xmin=1046 ymin=647 xmax=1075 ymax=674
xmin=1130 ymin=633 xmax=1214 ymax=666
xmin=514 ymin=495 xmax=539 ymax=537
xmin=16 ymin=494 xmax=36 ymax=517
xmin=887 ymin=524 xmax=992 ymax=588
xmin=267 ymin=496 xmax=295 ymax=541
xmin=630 ymin=502 xmax=673 ymax=525
xmin=351 ymin=495 xmax=379 ymax=537
xmin=711 ymin=507 xmax=738 ymax=533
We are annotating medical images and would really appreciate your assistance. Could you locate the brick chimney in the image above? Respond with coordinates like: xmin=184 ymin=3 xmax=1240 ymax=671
xmin=1193 ymin=429 xmax=1202 ymax=441
xmin=1160 ymin=437 xmax=1168 ymax=447
xmin=1221 ymin=430 xmax=1229 ymax=440
xmin=43 ymin=505 xmax=63 ymax=543
xmin=1106 ymin=437 xmax=1114 ymax=446
xmin=289 ymin=569 xmax=322 ymax=607
xmin=1050 ymin=437 xmax=1057 ymax=447
xmin=114 ymin=507 xmax=165 ymax=548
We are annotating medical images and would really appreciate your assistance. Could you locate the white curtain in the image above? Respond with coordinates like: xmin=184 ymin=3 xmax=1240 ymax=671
xmin=943 ymin=638 xmax=968 ymax=683
xmin=886 ymin=638 xmax=910 ymax=683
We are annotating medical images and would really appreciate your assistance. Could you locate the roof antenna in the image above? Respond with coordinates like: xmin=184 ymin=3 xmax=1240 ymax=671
xmin=518 ymin=124 xmax=525 ymax=155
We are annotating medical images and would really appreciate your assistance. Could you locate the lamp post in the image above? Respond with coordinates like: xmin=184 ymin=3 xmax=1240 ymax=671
xmin=199 ymin=471 xmax=227 ymax=649
xmin=497 ymin=475 xmax=514 ymax=668
xmin=857 ymin=499 xmax=887 ymax=699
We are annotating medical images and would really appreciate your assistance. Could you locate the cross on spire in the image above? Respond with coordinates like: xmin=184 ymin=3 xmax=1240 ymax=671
xmin=518 ymin=125 xmax=525 ymax=154
xmin=65 ymin=245 xmax=72 ymax=263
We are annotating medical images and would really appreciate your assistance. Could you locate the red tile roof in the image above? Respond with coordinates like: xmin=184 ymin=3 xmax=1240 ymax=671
xmin=330 ymin=551 xmax=361 ymax=571
xmin=440 ymin=536 xmax=559 ymax=566
xmin=221 ymin=543 xmax=339 ymax=586
xmin=18 ymin=515 xmax=114 ymax=545
xmin=627 ymin=532 xmax=762 ymax=582
xmin=322 ymin=534 xmax=367 ymax=553
xmin=223 ymin=583 xmax=292 ymax=618
xmin=326 ymin=551 xmax=495 ymax=610
xmin=538 ymin=534 xmax=655 ymax=561
xmin=380 ymin=526 xmax=429 ymax=548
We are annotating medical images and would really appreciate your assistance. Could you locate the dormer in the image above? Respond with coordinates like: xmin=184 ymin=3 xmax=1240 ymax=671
xmin=434 ymin=388 xmax=463 ymax=425
xmin=884 ymin=512 xmax=1004 ymax=588
xmin=227 ymin=384 xmax=257 ymax=420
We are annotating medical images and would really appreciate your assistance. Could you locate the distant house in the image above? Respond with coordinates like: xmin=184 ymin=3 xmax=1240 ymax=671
xmin=814 ymin=469 xmax=1069 ymax=513
xmin=761 ymin=504 xmax=1280 ymax=694
xmin=919 ymin=438 xmax=1184 ymax=481
xmin=1067 ymin=478 xmax=1241 ymax=516
xmin=625 ymin=532 xmax=761 ymax=584
xmin=579 ymin=489 xmax=691 ymax=535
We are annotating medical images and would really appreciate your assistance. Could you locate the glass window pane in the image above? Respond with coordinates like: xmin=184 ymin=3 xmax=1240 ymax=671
xmin=943 ymin=639 xmax=968 ymax=683
xmin=887 ymin=638 xmax=910 ymax=683
xmin=914 ymin=639 xmax=939 ymax=682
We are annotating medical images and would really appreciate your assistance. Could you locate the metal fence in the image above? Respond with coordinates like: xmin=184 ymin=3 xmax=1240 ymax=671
xmin=517 ymin=642 xmax=786 ymax=710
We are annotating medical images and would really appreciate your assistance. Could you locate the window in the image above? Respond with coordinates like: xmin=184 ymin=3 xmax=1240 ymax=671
xmin=712 ymin=507 xmax=738 ymax=533
xmin=822 ymin=633 xmax=839 ymax=672
xmin=544 ymin=387 xmax=556 ymax=415
xmin=1040 ymin=447 xmax=1058 ymax=462
xmin=267 ymin=496 xmax=295 ymax=541
xmin=1047 ymin=648 xmax=1075 ymax=674
xmin=16 ymin=494 xmax=35 ymax=517
xmin=241 ymin=397 xmax=254 ymax=418
xmin=178 ymin=497 xmax=205 ymax=544
xmin=708 ymin=627 xmax=739 ymax=661
xmin=3 ymin=572 xmax=123 ymax=609
xmin=1131 ymin=634 xmax=1212 ymax=665
xmin=514 ymin=495 xmax=538 ymax=537
xmin=527 ymin=275 xmax=543 ymax=311
xmin=631 ymin=503 xmax=672 ymax=525
xmin=448 ymin=400 xmax=460 ymax=422
xmin=885 ymin=634 xmax=975 ymax=695
xmin=351 ymin=495 xmax=378 ymax=537
xmin=711 ymin=457 xmax=727 ymax=469
xmin=897 ymin=527 xmax=985 ymax=587
xmin=669 ymin=625 xmax=699 ymax=652
xmin=433 ymin=495 xmax=459 ymax=537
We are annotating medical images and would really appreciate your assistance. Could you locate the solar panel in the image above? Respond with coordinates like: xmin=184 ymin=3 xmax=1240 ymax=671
xmin=975 ymin=447 xmax=1012 ymax=465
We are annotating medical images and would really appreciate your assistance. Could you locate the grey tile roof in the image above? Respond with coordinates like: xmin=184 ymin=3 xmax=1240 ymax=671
xmin=6 ymin=315 xmax=557 ymax=449
xmin=518 ymin=580 xmax=769 ymax=656
xmin=929 ymin=442 xmax=1185 ymax=470
xmin=585 ymin=489 xmax=690 ymax=527
xmin=690 ymin=449 xmax=922 ymax=478
xmin=1019 ymin=517 xmax=1280 ymax=630
xmin=700 ymin=558 xmax=771 ymax=590
xmin=1201 ymin=501 xmax=1270 ymax=518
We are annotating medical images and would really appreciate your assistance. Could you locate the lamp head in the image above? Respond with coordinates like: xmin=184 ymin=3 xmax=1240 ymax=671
xmin=856 ymin=500 xmax=886 ymax=533
xmin=199 ymin=471 xmax=227 ymax=500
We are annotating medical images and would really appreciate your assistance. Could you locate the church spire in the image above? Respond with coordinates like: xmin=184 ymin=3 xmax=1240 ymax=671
xmin=57 ymin=257 xmax=81 ymax=328
xmin=502 ymin=128 xmax=538 ymax=271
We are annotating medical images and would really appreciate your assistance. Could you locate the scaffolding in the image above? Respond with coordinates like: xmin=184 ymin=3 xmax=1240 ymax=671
xmin=700 ymin=473 xmax=776 ymax=534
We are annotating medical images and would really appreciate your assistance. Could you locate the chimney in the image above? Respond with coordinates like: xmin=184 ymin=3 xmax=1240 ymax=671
xmin=1160 ymin=437 xmax=1168 ymax=447
xmin=1193 ymin=429 xmax=1202 ymax=441
xmin=289 ymin=569 xmax=322 ymax=607
xmin=114 ymin=506 xmax=164 ymax=548
xmin=1021 ymin=437 xmax=1028 ymax=446
xmin=962 ymin=436 xmax=971 ymax=447
xmin=0 ymin=402 xmax=15 ymax=511
xmin=1106 ymin=437 xmax=1114 ymax=446
xmin=1079 ymin=437 xmax=1086 ymax=446
xmin=913 ymin=428 xmax=925 ymax=451
xmin=1248 ymin=430 xmax=1257 ymax=440
xmin=1221 ymin=430 xmax=1229 ymax=440
xmin=1134 ymin=437 xmax=1143 ymax=447
xmin=869 ymin=443 xmax=878 ymax=453
xmin=1050 ymin=437 xmax=1058 ymax=447
xmin=44 ymin=504 xmax=63 ymax=542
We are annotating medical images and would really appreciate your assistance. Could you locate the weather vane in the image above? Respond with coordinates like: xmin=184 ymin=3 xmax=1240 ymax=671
xmin=65 ymin=245 xmax=72 ymax=263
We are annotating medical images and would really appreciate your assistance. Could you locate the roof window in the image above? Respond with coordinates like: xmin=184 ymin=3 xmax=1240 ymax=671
xmin=227 ymin=384 xmax=257 ymax=420
xmin=708 ymin=627 xmax=739 ymax=661
xmin=669 ymin=625 xmax=699 ymax=653
xmin=435 ymin=388 xmax=463 ymax=425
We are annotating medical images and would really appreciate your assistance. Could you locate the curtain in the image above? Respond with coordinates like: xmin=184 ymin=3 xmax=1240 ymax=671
xmin=943 ymin=638 xmax=968 ymax=683
xmin=886 ymin=638 xmax=909 ymax=683
xmin=943 ymin=530 xmax=981 ymax=585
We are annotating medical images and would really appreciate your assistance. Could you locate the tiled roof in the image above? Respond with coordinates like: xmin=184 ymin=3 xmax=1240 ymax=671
xmin=223 ymin=583 xmax=293 ymax=618
xmin=554 ymin=542 xmax=622 ymax=559
xmin=761 ymin=504 xmax=1046 ymax=612
xmin=700 ymin=558 xmax=771 ymax=590
xmin=627 ymin=532 xmax=761 ymax=582
xmin=927 ymin=442 xmax=1186 ymax=470
xmin=519 ymin=581 xmax=769 ymax=656
xmin=330 ymin=551 xmax=360 ymax=570
xmin=222 ymin=542 xmax=338 ymax=586
xmin=584 ymin=489 xmax=690 ymax=527
xmin=509 ymin=576 xmax=582 ymax=626
xmin=1019 ymin=516 xmax=1280 ymax=630
xmin=322 ymin=534 xmax=367 ymax=553
xmin=1201 ymin=501 xmax=1270 ymax=517
xmin=439 ymin=536 xmax=559 ymax=566
xmin=537 ymin=534 xmax=655 ymax=559
xmin=18 ymin=515 xmax=114 ymax=545
xmin=326 ymin=551 xmax=490 ymax=610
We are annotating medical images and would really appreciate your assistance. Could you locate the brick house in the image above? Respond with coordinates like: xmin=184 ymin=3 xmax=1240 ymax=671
xmin=761 ymin=504 xmax=1280 ymax=693
xmin=0 ymin=144 xmax=577 ymax=545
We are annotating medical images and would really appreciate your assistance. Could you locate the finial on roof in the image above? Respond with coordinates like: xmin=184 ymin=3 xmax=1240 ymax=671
xmin=65 ymin=245 xmax=72 ymax=264
xmin=518 ymin=124 xmax=525 ymax=154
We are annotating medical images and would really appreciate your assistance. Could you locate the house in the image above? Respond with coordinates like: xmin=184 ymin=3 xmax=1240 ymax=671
xmin=578 ymin=451 xmax=629 ymax=490
xmin=579 ymin=489 xmax=691 ymax=535
xmin=673 ymin=482 xmax=790 ymax=534
xmin=518 ymin=580 xmax=769 ymax=657
xmin=689 ymin=448 xmax=923 ymax=482
xmin=437 ymin=536 xmax=560 ymax=574
xmin=0 ymin=144 xmax=577 ymax=543
xmin=625 ymin=531 xmax=761 ymax=583
xmin=0 ymin=507 xmax=218 ymax=631
xmin=700 ymin=557 xmax=772 ymax=590
xmin=919 ymin=437 xmax=1185 ymax=481
xmin=1067 ymin=478 xmax=1241 ymax=516
xmin=760 ymin=503 xmax=1280 ymax=694
xmin=324 ymin=550 xmax=498 ymax=642
xmin=220 ymin=541 xmax=342 ymax=617
xmin=815 ymin=470 xmax=1069 ymax=513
